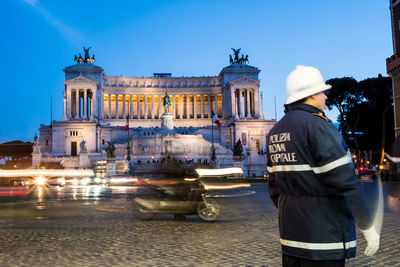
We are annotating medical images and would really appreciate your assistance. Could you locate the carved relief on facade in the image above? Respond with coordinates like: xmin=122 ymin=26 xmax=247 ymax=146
xmin=67 ymin=74 xmax=97 ymax=85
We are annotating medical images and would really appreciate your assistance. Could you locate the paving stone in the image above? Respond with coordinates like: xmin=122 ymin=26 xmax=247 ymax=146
xmin=0 ymin=184 xmax=398 ymax=266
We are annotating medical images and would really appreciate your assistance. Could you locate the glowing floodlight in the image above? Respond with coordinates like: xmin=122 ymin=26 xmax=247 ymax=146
xmin=34 ymin=177 xmax=46 ymax=186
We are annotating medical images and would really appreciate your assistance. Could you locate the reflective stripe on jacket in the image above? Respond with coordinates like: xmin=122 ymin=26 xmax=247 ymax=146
xmin=267 ymin=103 xmax=372 ymax=260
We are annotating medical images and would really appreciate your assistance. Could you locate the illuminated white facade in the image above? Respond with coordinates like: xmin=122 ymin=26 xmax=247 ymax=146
xmin=38 ymin=51 xmax=275 ymax=177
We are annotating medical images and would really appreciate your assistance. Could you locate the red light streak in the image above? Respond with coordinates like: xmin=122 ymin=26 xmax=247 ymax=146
xmin=0 ymin=191 xmax=29 ymax=195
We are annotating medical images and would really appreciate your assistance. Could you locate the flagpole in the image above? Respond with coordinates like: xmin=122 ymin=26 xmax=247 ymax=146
xmin=212 ymin=116 xmax=214 ymax=146
xmin=50 ymin=96 xmax=53 ymax=127
xmin=126 ymin=115 xmax=131 ymax=161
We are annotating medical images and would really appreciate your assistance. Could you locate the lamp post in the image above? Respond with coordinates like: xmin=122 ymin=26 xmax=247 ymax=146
xmin=247 ymin=137 xmax=254 ymax=177
xmin=210 ymin=112 xmax=216 ymax=163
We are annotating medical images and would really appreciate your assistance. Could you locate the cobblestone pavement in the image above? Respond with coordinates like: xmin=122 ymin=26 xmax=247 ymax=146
xmin=0 ymin=183 xmax=399 ymax=266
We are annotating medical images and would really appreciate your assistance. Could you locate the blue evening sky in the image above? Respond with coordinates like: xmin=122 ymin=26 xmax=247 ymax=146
xmin=0 ymin=0 xmax=392 ymax=143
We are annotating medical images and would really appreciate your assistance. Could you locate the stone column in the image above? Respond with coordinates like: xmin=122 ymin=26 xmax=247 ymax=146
xmin=236 ymin=90 xmax=239 ymax=117
xmin=246 ymin=89 xmax=251 ymax=118
xmin=230 ymin=88 xmax=235 ymax=118
xmin=100 ymin=90 xmax=104 ymax=120
xmin=180 ymin=94 xmax=184 ymax=119
xmin=200 ymin=93 xmax=204 ymax=118
xmin=66 ymin=88 xmax=71 ymax=119
xmin=215 ymin=93 xmax=218 ymax=116
xmin=186 ymin=94 xmax=190 ymax=119
xmin=176 ymin=95 xmax=179 ymax=118
xmin=137 ymin=94 xmax=141 ymax=120
xmin=108 ymin=93 xmax=112 ymax=119
xmin=122 ymin=94 xmax=126 ymax=119
xmin=63 ymin=96 xmax=67 ymax=121
xmin=193 ymin=94 xmax=197 ymax=119
xmin=91 ymin=90 xmax=95 ymax=120
xmin=83 ymin=89 xmax=87 ymax=119
xmin=151 ymin=94 xmax=155 ymax=119
xmin=159 ymin=94 xmax=162 ymax=117
xmin=144 ymin=94 xmax=148 ymax=119
xmin=254 ymin=89 xmax=260 ymax=117
xmin=75 ymin=89 xmax=80 ymax=118
xmin=239 ymin=89 xmax=243 ymax=118
xmin=115 ymin=93 xmax=119 ymax=119
xmin=130 ymin=94 xmax=133 ymax=119
xmin=208 ymin=94 xmax=211 ymax=118
xmin=172 ymin=94 xmax=175 ymax=116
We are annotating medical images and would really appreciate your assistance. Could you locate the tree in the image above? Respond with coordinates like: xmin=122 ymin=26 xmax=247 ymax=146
xmin=325 ymin=77 xmax=363 ymax=162
xmin=325 ymin=75 xmax=394 ymax=168
xmin=357 ymin=75 xmax=393 ymax=165
xmin=326 ymin=77 xmax=359 ymax=133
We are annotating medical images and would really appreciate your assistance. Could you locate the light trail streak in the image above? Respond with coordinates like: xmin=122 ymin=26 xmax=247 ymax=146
xmin=109 ymin=177 xmax=137 ymax=183
xmin=0 ymin=191 xmax=29 ymax=195
xmin=202 ymin=183 xmax=251 ymax=190
xmin=0 ymin=169 xmax=94 ymax=177
xmin=195 ymin=167 xmax=243 ymax=177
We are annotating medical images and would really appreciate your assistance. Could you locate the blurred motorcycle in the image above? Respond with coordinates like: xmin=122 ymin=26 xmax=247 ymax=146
xmin=131 ymin=167 xmax=253 ymax=222
xmin=131 ymin=178 xmax=222 ymax=221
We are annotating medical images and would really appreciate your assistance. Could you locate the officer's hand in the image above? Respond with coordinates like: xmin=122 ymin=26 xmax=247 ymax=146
xmin=361 ymin=226 xmax=380 ymax=256
xmin=387 ymin=195 xmax=400 ymax=212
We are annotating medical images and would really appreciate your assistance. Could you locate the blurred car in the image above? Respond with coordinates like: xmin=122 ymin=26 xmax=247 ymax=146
xmin=0 ymin=177 xmax=31 ymax=198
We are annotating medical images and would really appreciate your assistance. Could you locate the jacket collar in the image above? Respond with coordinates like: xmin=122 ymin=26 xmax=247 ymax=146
xmin=284 ymin=102 xmax=326 ymax=117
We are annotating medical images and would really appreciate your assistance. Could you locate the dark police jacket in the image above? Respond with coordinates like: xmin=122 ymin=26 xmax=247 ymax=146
xmin=267 ymin=103 xmax=372 ymax=260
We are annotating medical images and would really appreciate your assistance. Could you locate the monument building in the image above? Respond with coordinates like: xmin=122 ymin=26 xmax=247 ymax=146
xmin=37 ymin=48 xmax=275 ymax=177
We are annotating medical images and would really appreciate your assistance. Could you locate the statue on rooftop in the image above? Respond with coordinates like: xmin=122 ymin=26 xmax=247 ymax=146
xmin=231 ymin=48 xmax=241 ymax=63
xmin=240 ymin=54 xmax=245 ymax=64
xmin=83 ymin=47 xmax=91 ymax=63
xmin=74 ymin=47 xmax=95 ymax=64
xmin=78 ymin=53 xmax=83 ymax=63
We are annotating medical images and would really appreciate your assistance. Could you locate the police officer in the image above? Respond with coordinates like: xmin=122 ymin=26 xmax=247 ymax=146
xmin=267 ymin=65 xmax=380 ymax=267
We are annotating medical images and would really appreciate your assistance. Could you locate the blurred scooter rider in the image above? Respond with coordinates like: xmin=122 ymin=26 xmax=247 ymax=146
xmin=267 ymin=65 xmax=380 ymax=267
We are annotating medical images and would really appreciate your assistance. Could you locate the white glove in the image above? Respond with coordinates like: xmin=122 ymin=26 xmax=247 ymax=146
xmin=361 ymin=226 xmax=380 ymax=256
